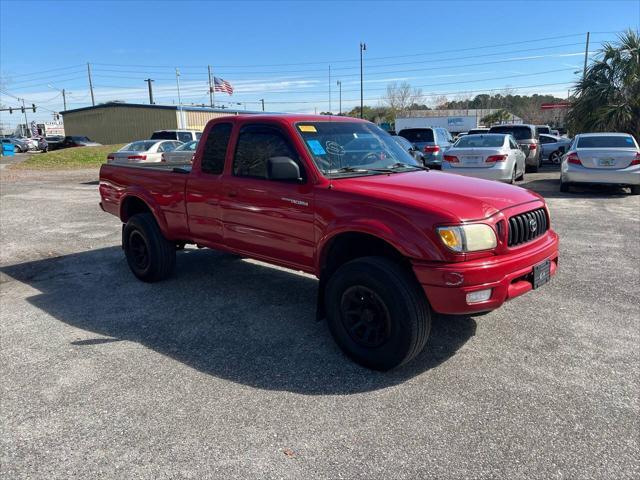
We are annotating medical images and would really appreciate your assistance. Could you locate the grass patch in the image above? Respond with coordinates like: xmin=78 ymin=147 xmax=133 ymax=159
xmin=13 ymin=144 xmax=125 ymax=170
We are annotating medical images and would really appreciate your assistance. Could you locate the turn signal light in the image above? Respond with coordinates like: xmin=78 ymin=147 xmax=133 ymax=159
xmin=566 ymin=152 xmax=581 ymax=165
xmin=486 ymin=154 xmax=507 ymax=163
xmin=444 ymin=155 xmax=459 ymax=163
xmin=631 ymin=152 xmax=640 ymax=166
xmin=529 ymin=144 xmax=537 ymax=150
xmin=424 ymin=145 xmax=441 ymax=153
xmin=107 ymin=154 xmax=114 ymax=162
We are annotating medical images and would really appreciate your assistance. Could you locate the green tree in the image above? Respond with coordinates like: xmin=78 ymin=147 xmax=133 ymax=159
xmin=481 ymin=109 xmax=511 ymax=126
xmin=567 ymin=30 xmax=640 ymax=138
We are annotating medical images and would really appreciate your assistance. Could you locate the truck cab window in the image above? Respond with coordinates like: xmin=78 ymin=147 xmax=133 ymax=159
xmin=201 ymin=123 xmax=232 ymax=174
xmin=233 ymin=125 xmax=299 ymax=179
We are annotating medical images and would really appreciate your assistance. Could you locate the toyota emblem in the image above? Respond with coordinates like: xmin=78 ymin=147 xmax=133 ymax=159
xmin=529 ymin=218 xmax=537 ymax=232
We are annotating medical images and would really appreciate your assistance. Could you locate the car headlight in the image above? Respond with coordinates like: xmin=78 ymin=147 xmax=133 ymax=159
xmin=437 ymin=224 xmax=497 ymax=252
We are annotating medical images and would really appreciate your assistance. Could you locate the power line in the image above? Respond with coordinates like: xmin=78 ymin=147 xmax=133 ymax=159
xmin=3 ymin=64 xmax=85 ymax=79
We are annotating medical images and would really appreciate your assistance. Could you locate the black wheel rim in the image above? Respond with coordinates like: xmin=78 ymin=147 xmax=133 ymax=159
xmin=129 ymin=231 xmax=150 ymax=270
xmin=340 ymin=286 xmax=391 ymax=348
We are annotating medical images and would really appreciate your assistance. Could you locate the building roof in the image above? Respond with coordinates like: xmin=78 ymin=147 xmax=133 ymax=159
xmin=398 ymin=109 xmax=522 ymax=120
xmin=61 ymin=102 xmax=262 ymax=115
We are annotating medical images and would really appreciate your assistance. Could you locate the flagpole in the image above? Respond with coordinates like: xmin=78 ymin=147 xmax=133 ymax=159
xmin=208 ymin=65 xmax=214 ymax=108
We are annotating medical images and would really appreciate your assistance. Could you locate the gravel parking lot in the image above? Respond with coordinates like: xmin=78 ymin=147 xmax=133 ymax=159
xmin=1 ymin=165 xmax=638 ymax=479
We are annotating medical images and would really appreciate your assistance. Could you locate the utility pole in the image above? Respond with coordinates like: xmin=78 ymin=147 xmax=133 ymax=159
xmin=260 ymin=99 xmax=265 ymax=111
xmin=328 ymin=65 xmax=331 ymax=114
xmin=175 ymin=68 xmax=183 ymax=128
xmin=583 ymin=32 xmax=590 ymax=79
xmin=144 ymin=79 xmax=154 ymax=104
xmin=359 ymin=42 xmax=366 ymax=119
xmin=47 ymin=84 xmax=67 ymax=111
xmin=21 ymin=98 xmax=29 ymax=137
xmin=208 ymin=65 xmax=214 ymax=108
xmin=87 ymin=63 xmax=95 ymax=106
xmin=337 ymin=80 xmax=342 ymax=115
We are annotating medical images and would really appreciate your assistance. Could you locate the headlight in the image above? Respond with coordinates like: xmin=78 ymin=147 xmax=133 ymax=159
xmin=437 ymin=224 xmax=497 ymax=252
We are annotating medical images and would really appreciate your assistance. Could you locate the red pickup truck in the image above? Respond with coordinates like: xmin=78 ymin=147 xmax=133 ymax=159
xmin=99 ymin=115 xmax=559 ymax=370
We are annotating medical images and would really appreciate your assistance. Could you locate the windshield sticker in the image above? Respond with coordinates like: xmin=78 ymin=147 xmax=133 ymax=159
xmin=307 ymin=139 xmax=326 ymax=155
xmin=325 ymin=141 xmax=345 ymax=156
xmin=299 ymin=125 xmax=317 ymax=133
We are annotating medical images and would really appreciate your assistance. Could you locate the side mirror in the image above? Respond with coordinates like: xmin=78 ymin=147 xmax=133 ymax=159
xmin=267 ymin=156 xmax=302 ymax=182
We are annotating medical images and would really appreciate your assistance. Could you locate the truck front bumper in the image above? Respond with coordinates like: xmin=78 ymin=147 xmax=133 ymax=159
xmin=411 ymin=231 xmax=559 ymax=315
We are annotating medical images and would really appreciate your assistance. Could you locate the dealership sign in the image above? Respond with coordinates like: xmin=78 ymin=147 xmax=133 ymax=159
xmin=540 ymin=102 xmax=571 ymax=110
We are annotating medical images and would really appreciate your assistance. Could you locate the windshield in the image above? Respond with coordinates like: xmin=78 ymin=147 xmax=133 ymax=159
xmin=120 ymin=141 xmax=157 ymax=152
xmin=577 ymin=136 xmax=637 ymax=148
xmin=296 ymin=121 xmax=420 ymax=176
xmin=455 ymin=134 xmax=506 ymax=148
xmin=489 ymin=126 xmax=533 ymax=140
xmin=176 ymin=140 xmax=198 ymax=151
xmin=392 ymin=135 xmax=412 ymax=150
xmin=397 ymin=128 xmax=434 ymax=143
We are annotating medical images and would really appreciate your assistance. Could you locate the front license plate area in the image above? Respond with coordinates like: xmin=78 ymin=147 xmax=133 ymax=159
xmin=533 ymin=260 xmax=551 ymax=289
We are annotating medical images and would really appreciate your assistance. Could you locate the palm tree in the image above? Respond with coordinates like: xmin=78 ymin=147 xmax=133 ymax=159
xmin=567 ymin=30 xmax=640 ymax=139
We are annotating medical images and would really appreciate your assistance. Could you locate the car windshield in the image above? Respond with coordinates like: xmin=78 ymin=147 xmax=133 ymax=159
xmin=577 ymin=136 xmax=637 ymax=148
xmin=296 ymin=121 xmax=420 ymax=176
xmin=392 ymin=136 xmax=412 ymax=149
xmin=120 ymin=141 xmax=157 ymax=152
xmin=489 ymin=126 xmax=532 ymax=140
xmin=455 ymin=134 xmax=505 ymax=148
xmin=397 ymin=128 xmax=434 ymax=143
xmin=176 ymin=140 xmax=198 ymax=151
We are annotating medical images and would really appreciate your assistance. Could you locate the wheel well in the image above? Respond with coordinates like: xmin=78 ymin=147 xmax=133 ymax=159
xmin=121 ymin=196 xmax=152 ymax=223
xmin=320 ymin=232 xmax=409 ymax=280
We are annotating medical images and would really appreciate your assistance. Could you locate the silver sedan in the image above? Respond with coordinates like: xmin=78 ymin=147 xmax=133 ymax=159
xmin=442 ymin=133 xmax=526 ymax=183
xmin=560 ymin=133 xmax=639 ymax=194
xmin=161 ymin=140 xmax=198 ymax=164
xmin=107 ymin=140 xmax=183 ymax=164
xmin=540 ymin=134 xmax=572 ymax=164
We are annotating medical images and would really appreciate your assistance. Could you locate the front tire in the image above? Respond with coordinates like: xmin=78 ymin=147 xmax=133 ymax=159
xmin=324 ymin=257 xmax=431 ymax=371
xmin=123 ymin=213 xmax=176 ymax=282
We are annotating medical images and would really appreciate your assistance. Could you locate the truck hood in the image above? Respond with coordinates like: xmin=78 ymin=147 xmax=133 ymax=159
xmin=332 ymin=170 xmax=541 ymax=222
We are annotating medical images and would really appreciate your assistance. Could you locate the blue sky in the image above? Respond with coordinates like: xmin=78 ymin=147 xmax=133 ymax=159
xmin=1 ymin=0 xmax=638 ymax=128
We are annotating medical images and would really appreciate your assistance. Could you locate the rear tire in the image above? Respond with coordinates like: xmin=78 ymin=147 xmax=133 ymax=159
xmin=123 ymin=213 xmax=176 ymax=282
xmin=550 ymin=151 xmax=561 ymax=164
xmin=560 ymin=180 xmax=570 ymax=193
xmin=324 ymin=256 xmax=431 ymax=371
xmin=509 ymin=167 xmax=517 ymax=184
xmin=526 ymin=161 xmax=539 ymax=173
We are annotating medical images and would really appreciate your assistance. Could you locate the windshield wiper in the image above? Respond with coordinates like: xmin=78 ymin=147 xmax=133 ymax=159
xmin=386 ymin=162 xmax=430 ymax=171
xmin=328 ymin=166 xmax=386 ymax=174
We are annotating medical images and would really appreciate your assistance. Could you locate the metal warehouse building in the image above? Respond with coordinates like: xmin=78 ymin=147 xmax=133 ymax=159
xmin=61 ymin=103 xmax=249 ymax=145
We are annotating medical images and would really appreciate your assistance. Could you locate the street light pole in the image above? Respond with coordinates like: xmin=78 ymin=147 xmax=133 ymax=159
xmin=175 ymin=68 xmax=183 ymax=128
xmin=260 ymin=99 xmax=265 ymax=111
xmin=337 ymin=80 xmax=342 ymax=115
xmin=144 ymin=79 xmax=154 ymax=104
xmin=359 ymin=42 xmax=366 ymax=119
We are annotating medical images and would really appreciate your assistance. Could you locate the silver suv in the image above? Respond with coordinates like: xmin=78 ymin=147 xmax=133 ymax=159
xmin=488 ymin=124 xmax=541 ymax=172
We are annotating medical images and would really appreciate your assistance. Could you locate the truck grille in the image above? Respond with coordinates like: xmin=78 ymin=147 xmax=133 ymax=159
xmin=507 ymin=208 xmax=548 ymax=247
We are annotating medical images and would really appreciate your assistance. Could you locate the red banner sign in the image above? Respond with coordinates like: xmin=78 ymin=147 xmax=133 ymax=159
xmin=540 ymin=102 xmax=571 ymax=110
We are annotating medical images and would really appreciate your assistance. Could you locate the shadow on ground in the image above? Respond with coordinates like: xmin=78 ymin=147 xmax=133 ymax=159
xmin=520 ymin=166 xmax=633 ymax=199
xmin=1 ymin=247 xmax=476 ymax=395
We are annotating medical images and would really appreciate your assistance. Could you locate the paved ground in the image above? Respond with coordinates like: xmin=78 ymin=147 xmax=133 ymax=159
xmin=1 ymin=165 xmax=638 ymax=479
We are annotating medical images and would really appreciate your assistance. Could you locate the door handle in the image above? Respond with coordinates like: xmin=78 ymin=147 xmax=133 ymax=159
xmin=227 ymin=190 xmax=238 ymax=197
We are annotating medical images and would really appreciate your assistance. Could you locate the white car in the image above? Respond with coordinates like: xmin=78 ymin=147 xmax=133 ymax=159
xmin=560 ymin=133 xmax=639 ymax=194
xmin=107 ymin=140 xmax=183 ymax=164
xmin=442 ymin=133 xmax=526 ymax=183
xmin=161 ymin=140 xmax=198 ymax=164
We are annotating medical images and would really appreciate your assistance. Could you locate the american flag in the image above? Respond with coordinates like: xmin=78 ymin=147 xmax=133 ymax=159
xmin=213 ymin=76 xmax=234 ymax=95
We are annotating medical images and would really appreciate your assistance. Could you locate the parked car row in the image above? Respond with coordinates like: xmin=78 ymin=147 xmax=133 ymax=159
xmin=106 ymin=129 xmax=202 ymax=165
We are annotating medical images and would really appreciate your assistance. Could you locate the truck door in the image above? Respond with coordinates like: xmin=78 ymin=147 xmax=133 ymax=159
xmin=185 ymin=122 xmax=233 ymax=245
xmin=220 ymin=123 xmax=315 ymax=271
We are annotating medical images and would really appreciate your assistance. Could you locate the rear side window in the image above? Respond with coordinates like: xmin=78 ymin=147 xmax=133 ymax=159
xmin=398 ymin=128 xmax=434 ymax=143
xmin=201 ymin=123 xmax=232 ymax=174
xmin=177 ymin=132 xmax=193 ymax=143
xmin=233 ymin=124 xmax=298 ymax=179
xmin=577 ymin=136 xmax=637 ymax=148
